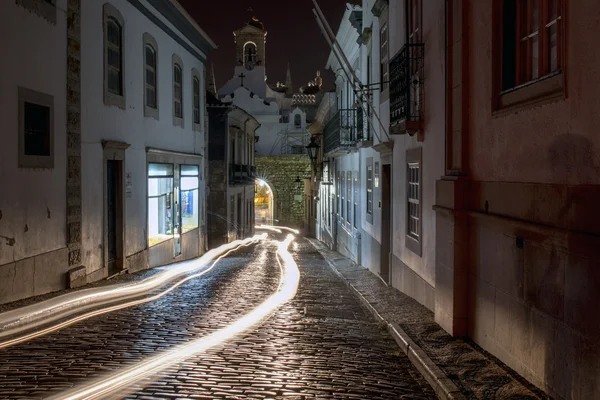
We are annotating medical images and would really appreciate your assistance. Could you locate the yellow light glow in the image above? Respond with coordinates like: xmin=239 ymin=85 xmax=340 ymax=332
xmin=0 ymin=235 xmax=267 ymax=349
xmin=49 ymin=234 xmax=300 ymax=400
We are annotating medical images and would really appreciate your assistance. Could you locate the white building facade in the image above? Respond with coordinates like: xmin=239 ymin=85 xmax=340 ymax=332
xmin=317 ymin=0 xmax=444 ymax=311
xmin=0 ymin=0 xmax=216 ymax=305
xmin=80 ymin=0 xmax=216 ymax=277
xmin=0 ymin=0 xmax=69 ymax=303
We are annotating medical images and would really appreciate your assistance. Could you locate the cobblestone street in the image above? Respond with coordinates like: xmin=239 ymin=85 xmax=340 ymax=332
xmin=0 ymin=234 xmax=436 ymax=399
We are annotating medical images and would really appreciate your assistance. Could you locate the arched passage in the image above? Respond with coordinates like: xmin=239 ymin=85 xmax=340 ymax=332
xmin=254 ymin=178 xmax=274 ymax=225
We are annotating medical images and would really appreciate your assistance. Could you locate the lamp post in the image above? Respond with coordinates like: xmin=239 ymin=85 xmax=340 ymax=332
xmin=305 ymin=135 xmax=320 ymax=175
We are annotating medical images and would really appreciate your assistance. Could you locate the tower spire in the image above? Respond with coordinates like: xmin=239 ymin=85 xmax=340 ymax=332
xmin=208 ymin=63 xmax=217 ymax=96
xmin=285 ymin=62 xmax=293 ymax=94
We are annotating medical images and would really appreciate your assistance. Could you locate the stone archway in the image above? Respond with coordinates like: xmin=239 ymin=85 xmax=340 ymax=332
xmin=255 ymin=155 xmax=311 ymax=229
xmin=254 ymin=178 xmax=274 ymax=224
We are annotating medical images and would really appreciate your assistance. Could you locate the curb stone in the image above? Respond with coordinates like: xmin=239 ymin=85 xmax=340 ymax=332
xmin=307 ymin=238 xmax=467 ymax=400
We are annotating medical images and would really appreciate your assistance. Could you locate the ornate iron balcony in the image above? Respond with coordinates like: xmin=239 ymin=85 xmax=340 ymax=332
xmin=390 ymin=43 xmax=424 ymax=135
xmin=323 ymin=109 xmax=363 ymax=154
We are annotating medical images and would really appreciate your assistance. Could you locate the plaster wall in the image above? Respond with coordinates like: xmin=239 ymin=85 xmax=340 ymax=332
xmin=463 ymin=1 xmax=600 ymax=398
xmin=389 ymin=0 xmax=445 ymax=295
xmin=80 ymin=0 xmax=207 ymax=275
xmin=0 ymin=0 xmax=68 ymax=268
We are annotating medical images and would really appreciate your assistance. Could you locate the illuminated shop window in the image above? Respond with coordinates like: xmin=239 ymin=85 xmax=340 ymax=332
xmin=180 ymin=164 xmax=199 ymax=233
xmin=148 ymin=163 xmax=174 ymax=246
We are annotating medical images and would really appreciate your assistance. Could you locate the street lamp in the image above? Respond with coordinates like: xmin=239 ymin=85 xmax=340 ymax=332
xmin=305 ymin=136 xmax=320 ymax=173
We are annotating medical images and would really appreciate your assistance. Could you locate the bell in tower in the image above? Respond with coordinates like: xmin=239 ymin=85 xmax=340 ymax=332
xmin=233 ymin=16 xmax=267 ymax=71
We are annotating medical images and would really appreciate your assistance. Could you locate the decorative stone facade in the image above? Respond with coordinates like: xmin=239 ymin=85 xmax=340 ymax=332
xmin=66 ymin=0 xmax=82 ymax=270
xmin=256 ymin=155 xmax=311 ymax=229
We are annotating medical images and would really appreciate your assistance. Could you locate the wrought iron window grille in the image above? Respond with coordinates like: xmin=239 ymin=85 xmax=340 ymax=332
xmin=390 ymin=43 xmax=424 ymax=137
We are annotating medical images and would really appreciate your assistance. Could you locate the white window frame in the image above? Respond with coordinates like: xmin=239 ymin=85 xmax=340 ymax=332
xmin=406 ymin=148 xmax=422 ymax=256
xmin=192 ymin=68 xmax=201 ymax=131
xmin=103 ymin=3 xmax=125 ymax=109
xmin=172 ymin=54 xmax=184 ymax=127
xmin=143 ymin=33 xmax=159 ymax=119
xmin=366 ymin=157 xmax=373 ymax=223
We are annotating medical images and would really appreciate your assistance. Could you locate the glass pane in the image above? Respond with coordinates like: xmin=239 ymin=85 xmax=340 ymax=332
xmin=149 ymin=163 xmax=173 ymax=176
xmin=146 ymin=88 xmax=156 ymax=108
xmin=146 ymin=69 xmax=155 ymax=85
xmin=193 ymin=78 xmax=200 ymax=96
xmin=24 ymin=102 xmax=50 ymax=156
xmin=181 ymin=164 xmax=199 ymax=176
xmin=549 ymin=0 xmax=558 ymax=19
xmin=175 ymin=102 xmax=182 ymax=117
xmin=174 ymin=65 xmax=182 ymax=83
xmin=107 ymin=20 xmax=120 ymax=45
xmin=108 ymin=48 xmax=120 ymax=68
xmin=531 ymin=0 xmax=539 ymax=31
xmin=148 ymin=177 xmax=174 ymax=246
xmin=548 ymin=23 xmax=558 ymax=72
xmin=181 ymin=188 xmax=199 ymax=233
xmin=145 ymin=45 xmax=155 ymax=66
xmin=531 ymin=34 xmax=539 ymax=79
xmin=108 ymin=70 xmax=121 ymax=95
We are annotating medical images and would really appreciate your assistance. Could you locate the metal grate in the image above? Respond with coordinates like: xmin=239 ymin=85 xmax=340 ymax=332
xmin=390 ymin=43 xmax=424 ymax=128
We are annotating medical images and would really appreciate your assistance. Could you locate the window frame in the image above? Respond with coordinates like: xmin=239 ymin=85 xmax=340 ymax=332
xmin=192 ymin=68 xmax=201 ymax=130
xmin=405 ymin=148 xmax=422 ymax=256
xmin=143 ymin=33 xmax=159 ymax=119
xmin=493 ymin=0 xmax=566 ymax=114
xmin=366 ymin=157 xmax=373 ymax=223
xmin=380 ymin=19 xmax=389 ymax=96
xmin=180 ymin=164 xmax=200 ymax=233
xmin=103 ymin=4 xmax=125 ymax=109
xmin=346 ymin=171 xmax=352 ymax=226
xmin=18 ymin=86 xmax=54 ymax=169
xmin=172 ymin=54 xmax=184 ymax=127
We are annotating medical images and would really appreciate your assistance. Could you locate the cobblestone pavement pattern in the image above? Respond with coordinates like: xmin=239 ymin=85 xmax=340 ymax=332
xmin=0 ymin=234 xmax=437 ymax=399
xmin=309 ymin=240 xmax=550 ymax=400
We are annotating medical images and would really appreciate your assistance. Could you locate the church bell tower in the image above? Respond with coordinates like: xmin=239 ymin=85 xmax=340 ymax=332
xmin=233 ymin=17 xmax=267 ymax=71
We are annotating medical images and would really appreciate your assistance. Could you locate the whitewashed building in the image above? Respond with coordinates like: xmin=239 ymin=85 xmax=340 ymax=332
xmin=0 ymin=0 xmax=69 ymax=303
xmin=80 ymin=0 xmax=216 ymax=278
xmin=0 ymin=0 xmax=216 ymax=304
xmin=317 ymin=0 xmax=444 ymax=312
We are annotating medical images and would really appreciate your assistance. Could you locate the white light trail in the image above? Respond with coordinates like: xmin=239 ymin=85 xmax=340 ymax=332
xmin=0 ymin=235 xmax=267 ymax=348
xmin=49 ymin=234 xmax=300 ymax=400
xmin=257 ymin=224 xmax=300 ymax=235
xmin=254 ymin=225 xmax=282 ymax=233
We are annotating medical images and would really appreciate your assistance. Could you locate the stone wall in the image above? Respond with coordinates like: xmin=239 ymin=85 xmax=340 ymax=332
xmin=256 ymin=155 xmax=311 ymax=229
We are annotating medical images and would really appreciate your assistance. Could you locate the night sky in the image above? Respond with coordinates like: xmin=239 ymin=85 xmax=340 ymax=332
xmin=178 ymin=0 xmax=360 ymax=92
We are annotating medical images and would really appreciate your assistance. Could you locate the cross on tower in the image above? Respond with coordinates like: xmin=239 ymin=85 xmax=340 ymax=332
xmin=238 ymin=72 xmax=246 ymax=86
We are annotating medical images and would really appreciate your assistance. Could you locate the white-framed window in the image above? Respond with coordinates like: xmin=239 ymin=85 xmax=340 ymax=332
xmin=341 ymin=171 xmax=346 ymax=222
xmin=103 ymin=4 xmax=125 ymax=109
xmin=192 ymin=69 xmax=201 ymax=129
xmin=18 ymin=87 xmax=54 ymax=169
xmin=406 ymin=148 xmax=422 ymax=256
xmin=294 ymin=113 xmax=301 ymax=128
xmin=346 ymin=171 xmax=352 ymax=225
xmin=148 ymin=163 xmax=174 ymax=247
xmin=366 ymin=157 xmax=373 ymax=223
xmin=181 ymin=165 xmax=199 ymax=233
xmin=143 ymin=33 xmax=158 ymax=118
xmin=172 ymin=55 xmax=184 ymax=126
xmin=353 ymin=170 xmax=359 ymax=229
xmin=380 ymin=21 xmax=389 ymax=92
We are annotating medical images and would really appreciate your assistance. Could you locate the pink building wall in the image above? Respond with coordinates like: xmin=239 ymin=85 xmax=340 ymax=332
xmin=462 ymin=1 xmax=600 ymax=398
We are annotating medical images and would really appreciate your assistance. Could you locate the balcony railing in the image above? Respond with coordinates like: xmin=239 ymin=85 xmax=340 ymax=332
xmin=390 ymin=43 xmax=424 ymax=135
xmin=324 ymin=109 xmax=364 ymax=154
xmin=229 ymin=164 xmax=255 ymax=185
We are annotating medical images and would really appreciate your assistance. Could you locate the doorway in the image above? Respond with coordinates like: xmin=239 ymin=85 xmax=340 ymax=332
xmin=106 ymin=159 xmax=123 ymax=275
xmin=380 ymin=164 xmax=391 ymax=284
xmin=254 ymin=179 xmax=273 ymax=225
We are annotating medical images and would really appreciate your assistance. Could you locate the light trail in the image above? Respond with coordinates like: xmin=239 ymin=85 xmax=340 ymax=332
xmin=254 ymin=225 xmax=282 ymax=233
xmin=257 ymin=224 xmax=300 ymax=235
xmin=48 ymin=234 xmax=300 ymax=400
xmin=0 ymin=238 xmax=260 ymax=350
xmin=0 ymin=235 xmax=267 ymax=348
